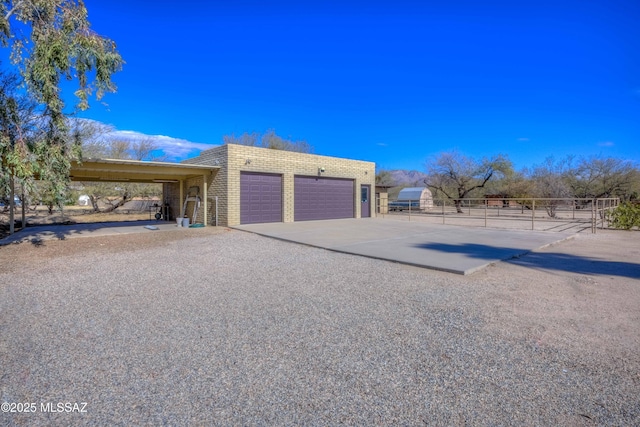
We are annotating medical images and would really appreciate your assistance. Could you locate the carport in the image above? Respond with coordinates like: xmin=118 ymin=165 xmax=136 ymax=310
xmin=70 ymin=158 xmax=219 ymax=225
xmin=4 ymin=159 xmax=219 ymax=235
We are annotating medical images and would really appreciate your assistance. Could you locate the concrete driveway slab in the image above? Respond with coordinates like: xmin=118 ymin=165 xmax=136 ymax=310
xmin=233 ymin=218 xmax=576 ymax=274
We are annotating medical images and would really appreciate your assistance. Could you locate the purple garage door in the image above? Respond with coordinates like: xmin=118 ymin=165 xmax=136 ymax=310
xmin=294 ymin=176 xmax=354 ymax=221
xmin=240 ymin=172 xmax=282 ymax=224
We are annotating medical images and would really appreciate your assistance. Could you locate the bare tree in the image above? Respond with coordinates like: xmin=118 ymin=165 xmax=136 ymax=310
xmin=108 ymin=139 xmax=131 ymax=160
xmin=223 ymin=129 xmax=313 ymax=153
xmin=131 ymin=138 xmax=158 ymax=161
xmin=424 ymin=151 xmax=512 ymax=213
xmin=565 ymin=155 xmax=638 ymax=200
xmin=72 ymin=119 xmax=114 ymax=159
xmin=482 ymin=166 xmax=534 ymax=199
xmin=223 ymin=132 xmax=259 ymax=146
xmin=81 ymin=131 xmax=160 ymax=162
xmin=79 ymin=136 xmax=160 ymax=213
xmin=529 ymin=157 xmax=572 ymax=217
xmin=375 ymin=169 xmax=396 ymax=186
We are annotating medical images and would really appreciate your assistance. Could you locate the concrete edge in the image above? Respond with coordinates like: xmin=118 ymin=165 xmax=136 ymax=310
xmin=464 ymin=233 xmax=579 ymax=275
xmin=232 ymin=226 xmax=470 ymax=275
xmin=465 ymin=234 xmax=579 ymax=275
xmin=533 ymin=233 xmax=579 ymax=251
xmin=231 ymin=227 xmax=580 ymax=276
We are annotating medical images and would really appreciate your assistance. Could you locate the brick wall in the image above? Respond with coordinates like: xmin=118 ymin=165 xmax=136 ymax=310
xmin=163 ymin=182 xmax=180 ymax=222
xmin=182 ymin=143 xmax=376 ymax=227
xmin=182 ymin=145 xmax=227 ymax=226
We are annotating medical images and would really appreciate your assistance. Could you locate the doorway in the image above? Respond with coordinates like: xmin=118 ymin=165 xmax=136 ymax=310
xmin=361 ymin=185 xmax=371 ymax=218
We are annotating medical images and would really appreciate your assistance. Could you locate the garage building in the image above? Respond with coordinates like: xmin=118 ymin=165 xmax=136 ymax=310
xmin=164 ymin=143 xmax=376 ymax=227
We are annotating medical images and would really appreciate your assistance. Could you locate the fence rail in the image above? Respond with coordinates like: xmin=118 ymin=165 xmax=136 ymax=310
xmin=376 ymin=196 xmax=620 ymax=233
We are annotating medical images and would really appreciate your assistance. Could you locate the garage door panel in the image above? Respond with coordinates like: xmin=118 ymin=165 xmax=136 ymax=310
xmin=241 ymin=172 xmax=282 ymax=224
xmin=294 ymin=176 xmax=354 ymax=221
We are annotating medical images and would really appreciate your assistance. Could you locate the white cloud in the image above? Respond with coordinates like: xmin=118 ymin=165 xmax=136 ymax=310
xmin=107 ymin=129 xmax=216 ymax=159
xmin=517 ymin=137 xmax=529 ymax=142
xmin=376 ymin=142 xmax=388 ymax=147
xmin=71 ymin=118 xmax=216 ymax=160
xmin=597 ymin=141 xmax=615 ymax=147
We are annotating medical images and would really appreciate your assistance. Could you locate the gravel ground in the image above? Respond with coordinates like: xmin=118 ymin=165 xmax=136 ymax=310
xmin=1 ymin=227 xmax=639 ymax=426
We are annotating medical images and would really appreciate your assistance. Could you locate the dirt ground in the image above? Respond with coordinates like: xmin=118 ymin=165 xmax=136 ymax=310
xmin=471 ymin=230 xmax=640 ymax=358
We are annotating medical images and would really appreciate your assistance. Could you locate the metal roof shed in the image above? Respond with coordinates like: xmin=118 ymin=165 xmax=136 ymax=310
xmin=397 ymin=187 xmax=433 ymax=210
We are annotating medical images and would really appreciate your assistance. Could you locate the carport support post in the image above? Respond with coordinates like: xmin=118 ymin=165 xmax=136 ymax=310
xmin=202 ymin=175 xmax=208 ymax=226
xmin=442 ymin=199 xmax=445 ymax=224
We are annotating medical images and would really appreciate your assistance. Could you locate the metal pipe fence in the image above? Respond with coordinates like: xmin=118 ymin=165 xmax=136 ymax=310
xmin=375 ymin=196 xmax=620 ymax=233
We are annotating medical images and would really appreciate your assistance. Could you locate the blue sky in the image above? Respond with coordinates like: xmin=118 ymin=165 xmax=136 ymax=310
xmin=13 ymin=0 xmax=640 ymax=170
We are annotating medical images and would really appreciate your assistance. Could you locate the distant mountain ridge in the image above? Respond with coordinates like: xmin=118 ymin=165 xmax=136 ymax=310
xmin=389 ymin=170 xmax=428 ymax=186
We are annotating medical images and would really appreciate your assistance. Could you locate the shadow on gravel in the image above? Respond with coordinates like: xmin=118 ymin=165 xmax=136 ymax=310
xmin=507 ymin=252 xmax=640 ymax=278
xmin=0 ymin=220 xmax=158 ymax=247
xmin=415 ymin=242 xmax=640 ymax=279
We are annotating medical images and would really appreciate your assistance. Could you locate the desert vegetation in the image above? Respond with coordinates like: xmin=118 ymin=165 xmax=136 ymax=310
xmin=376 ymin=151 xmax=638 ymax=227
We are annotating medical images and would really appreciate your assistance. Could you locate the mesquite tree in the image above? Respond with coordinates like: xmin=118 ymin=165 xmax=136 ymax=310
xmin=424 ymin=151 xmax=512 ymax=213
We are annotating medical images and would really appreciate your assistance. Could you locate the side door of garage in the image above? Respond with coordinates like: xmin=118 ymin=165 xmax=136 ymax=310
xmin=240 ymin=172 xmax=283 ymax=224
xmin=294 ymin=176 xmax=354 ymax=221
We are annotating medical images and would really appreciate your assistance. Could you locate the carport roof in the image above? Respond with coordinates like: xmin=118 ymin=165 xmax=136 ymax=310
xmin=69 ymin=158 xmax=218 ymax=183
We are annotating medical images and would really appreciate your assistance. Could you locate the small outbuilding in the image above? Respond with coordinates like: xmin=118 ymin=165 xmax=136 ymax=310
xmin=375 ymin=184 xmax=393 ymax=214
xmin=485 ymin=194 xmax=516 ymax=207
xmin=392 ymin=187 xmax=433 ymax=211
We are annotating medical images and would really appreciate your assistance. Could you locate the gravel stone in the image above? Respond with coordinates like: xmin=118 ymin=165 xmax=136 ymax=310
xmin=1 ymin=228 xmax=638 ymax=426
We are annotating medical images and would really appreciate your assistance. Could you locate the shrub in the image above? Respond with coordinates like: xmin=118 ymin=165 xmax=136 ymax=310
xmin=606 ymin=202 xmax=640 ymax=230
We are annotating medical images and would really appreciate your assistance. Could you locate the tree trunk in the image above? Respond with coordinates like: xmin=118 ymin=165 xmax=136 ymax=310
xmin=89 ymin=195 xmax=100 ymax=212
xmin=101 ymin=191 xmax=131 ymax=213
xmin=454 ymin=199 xmax=463 ymax=213
xmin=9 ymin=175 xmax=15 ymax=234
xmin=21 ymin=184 xmax=26 ymax=230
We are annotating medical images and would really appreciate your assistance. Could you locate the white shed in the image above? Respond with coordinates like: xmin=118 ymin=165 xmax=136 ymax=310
xmin=78 ymin=195 xmax=91 ymax=206
xmin=397 ymin=187 xmax=433 ymax=210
